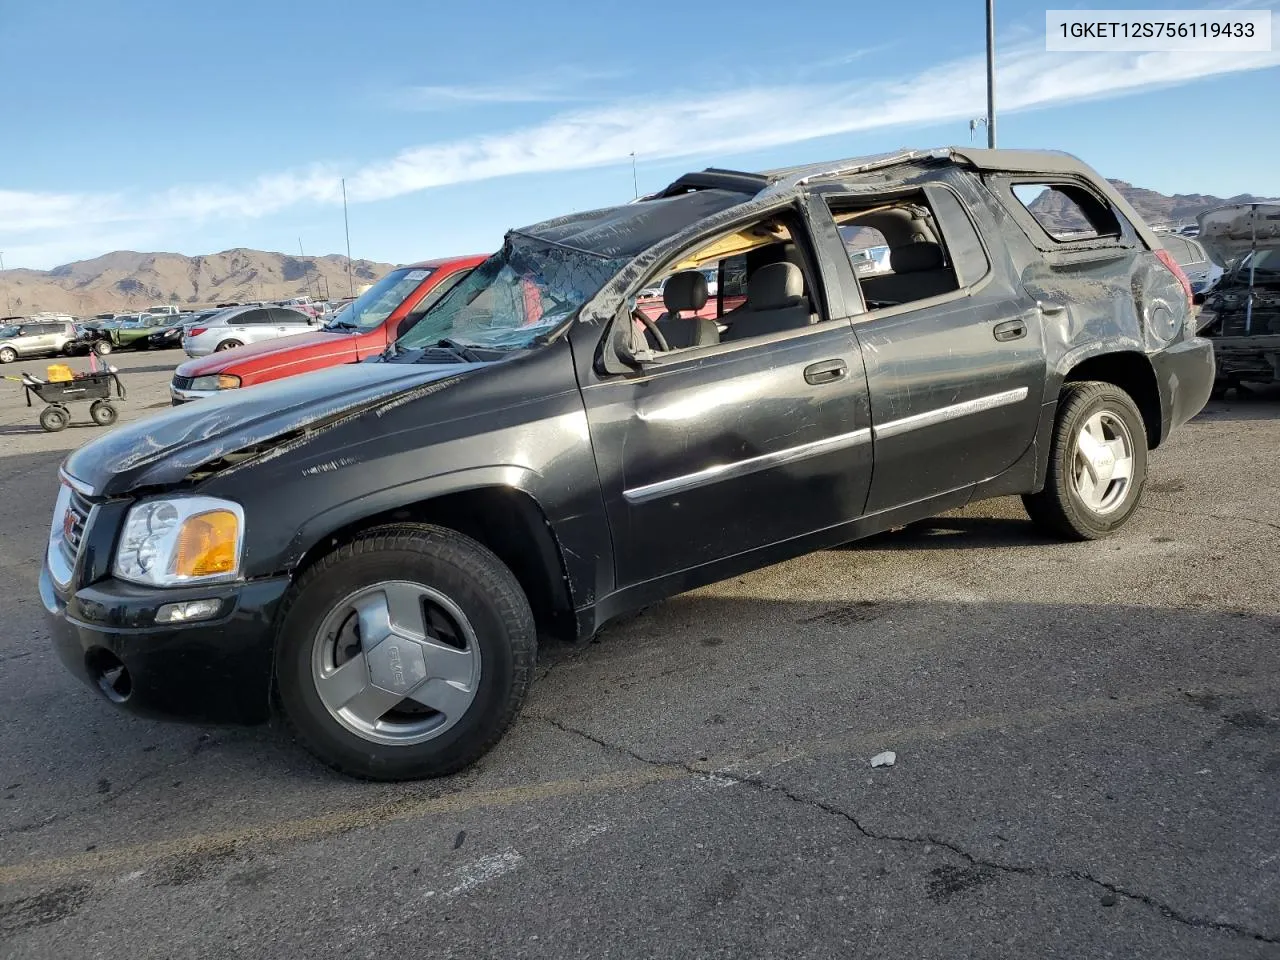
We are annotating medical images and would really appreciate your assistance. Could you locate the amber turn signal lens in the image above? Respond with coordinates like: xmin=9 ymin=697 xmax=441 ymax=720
xmin=216 ymin=374 xmax=241 ymax=389
xmin=172 ymin=510 xmax=240 ymax=578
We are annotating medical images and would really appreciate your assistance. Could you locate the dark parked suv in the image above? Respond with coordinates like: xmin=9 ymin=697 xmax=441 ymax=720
xmin=41 ymin=147 xmax=1213 ymax=780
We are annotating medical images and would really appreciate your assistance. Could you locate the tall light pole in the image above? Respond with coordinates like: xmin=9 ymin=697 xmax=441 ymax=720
xmin=630 ymin=152 xmax=639 ymax=199
xmin=985 ymin=0 xmax=997 ymax=148
xmin=341 ymin=178 xmax=354 ymax=299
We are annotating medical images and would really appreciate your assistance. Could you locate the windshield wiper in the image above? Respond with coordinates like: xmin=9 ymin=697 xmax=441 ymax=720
xmin=434 ymin=338 xmax=482 ymax=362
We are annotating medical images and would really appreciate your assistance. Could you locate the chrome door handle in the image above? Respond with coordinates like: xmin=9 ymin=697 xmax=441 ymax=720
xmin=993 ymin=319 xmax=1027 ymax=341
xmin=804 ymin=359 xmax=848 ymax=385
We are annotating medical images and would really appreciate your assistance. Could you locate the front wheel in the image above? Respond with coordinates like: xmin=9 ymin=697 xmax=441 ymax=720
xmin=274 ymin=524 xmax=536 ymax=780
xmin=0 ymin=347 xmax=16 ymax=363
xmin=93 ymin=340 xmax=113 ymax=356
xmin=1023 ymin=381 xmax=1148 ymax=540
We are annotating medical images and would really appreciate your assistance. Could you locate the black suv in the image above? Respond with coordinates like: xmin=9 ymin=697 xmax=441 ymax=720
xmin=41 ymin=148 xmax=1213 ymax=780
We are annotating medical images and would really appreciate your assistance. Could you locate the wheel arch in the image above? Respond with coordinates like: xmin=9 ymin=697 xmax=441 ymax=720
xmin=1060 ymin=350 xmax=1162 ymax=449
xmin=288 ymin=478 xmax=577 ymax=641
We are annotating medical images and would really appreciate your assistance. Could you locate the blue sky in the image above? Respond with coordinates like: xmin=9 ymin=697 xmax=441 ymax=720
xmin=2 ymin=0 xmax=1278 ymax=270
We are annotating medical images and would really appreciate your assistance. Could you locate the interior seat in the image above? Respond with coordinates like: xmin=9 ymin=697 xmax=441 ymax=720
xmin=722 ymin=262 xmax=816 ymax=341
xmin=860 ymin=242 xmax=957 ymax=305
xmin=647 ymin=270 xmax=719 ymax=350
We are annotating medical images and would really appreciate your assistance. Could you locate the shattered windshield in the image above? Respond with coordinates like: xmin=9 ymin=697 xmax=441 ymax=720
xmin=393 ymin=235 xmax=625 ymax=354
xmin=326 ymin=266 xmax=435 ymax=332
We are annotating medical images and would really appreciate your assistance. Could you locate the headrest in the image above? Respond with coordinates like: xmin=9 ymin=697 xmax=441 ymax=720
xmin=890 ymin=242 xmax=945 ymax=274
xmin=663 ymin=271 xmax=709 ymax=313
xmin=747 ymin=262 xmax=805 ymax=310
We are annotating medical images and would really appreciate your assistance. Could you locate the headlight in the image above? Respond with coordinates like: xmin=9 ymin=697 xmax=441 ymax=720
xmin=113 ymin=496 xmax=244 ymax=586
xmin=190 ymin=374 xmax=241 ymax=390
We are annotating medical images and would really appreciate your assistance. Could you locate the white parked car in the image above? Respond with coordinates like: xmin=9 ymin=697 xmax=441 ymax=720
xmin=182 ymin=305 xmax=317 ymax=357
xmin=147 ymin=305 xmax=181 ymax=317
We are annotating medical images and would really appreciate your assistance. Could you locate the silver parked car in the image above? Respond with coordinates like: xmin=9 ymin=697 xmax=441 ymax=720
xmin=0 ymin=320 xmax=81 ymax=363
xmin=182 ymin=305 xmax=317 ymax=357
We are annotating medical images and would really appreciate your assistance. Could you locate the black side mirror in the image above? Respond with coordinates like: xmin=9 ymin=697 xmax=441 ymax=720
xmin=599 ymin=313 xmax=654 ymax=374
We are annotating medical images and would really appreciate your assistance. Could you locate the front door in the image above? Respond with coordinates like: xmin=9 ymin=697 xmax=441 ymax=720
xmin=575 ymin=321 xmax=873 ymax=590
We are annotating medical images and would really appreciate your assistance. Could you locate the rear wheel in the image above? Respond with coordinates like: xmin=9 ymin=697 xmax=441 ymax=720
xmin=275 ymin=524 xmax=536 ymax=780
xmin=1023 ymin=381 xmax=1147 ymax=540
xmin=0 ymin=347 xmax=16 ymax=363
xmin=39 ymin=405 xmax=70 ymax=432
xmin=89 ymin=400 xmax=118 ymax=426
xmin=93 ymin=340 xmax=113 ymax=356
xmin=215 ymin=339 xmax=243 ymax=352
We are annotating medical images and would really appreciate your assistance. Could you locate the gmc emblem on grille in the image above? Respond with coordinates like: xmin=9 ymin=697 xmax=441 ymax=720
xmin=62 ymin=508 xmax=77 ymax=542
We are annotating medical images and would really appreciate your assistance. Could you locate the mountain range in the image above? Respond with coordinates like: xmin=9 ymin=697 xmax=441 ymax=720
xmin=0 ymin=249 xmax=396 ymax=317
xmin=1 ymin=180 xmax=1276 ymax=317
xmin=1026 ymin=181 xmax=1275 ymax=235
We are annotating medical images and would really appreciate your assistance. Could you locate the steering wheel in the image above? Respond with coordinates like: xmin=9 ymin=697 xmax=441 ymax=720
xmin=630 ymin=309 xmax=670 ymax=353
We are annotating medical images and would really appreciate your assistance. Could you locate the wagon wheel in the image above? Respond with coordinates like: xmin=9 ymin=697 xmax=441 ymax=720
xmin=89 ymin=400 xmax=119 ymax=426
xmin=39 ymin=405 xmax=70 ymax=433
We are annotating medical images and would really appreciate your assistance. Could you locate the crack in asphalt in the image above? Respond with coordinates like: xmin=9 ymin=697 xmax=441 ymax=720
xmin=539 ymin=716 xmax=1279 ymax=945
xmin=1144 ymin=503 xmax=1280 ymax=534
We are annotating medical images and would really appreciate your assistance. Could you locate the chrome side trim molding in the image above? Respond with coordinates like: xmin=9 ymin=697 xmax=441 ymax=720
xmin=624 ymin=427 xmax=872 ymax=504
xmin=874 ymin=387 xmax=1029 ymax=440
xmin=58 ymin=468 xmax=95 ymax=498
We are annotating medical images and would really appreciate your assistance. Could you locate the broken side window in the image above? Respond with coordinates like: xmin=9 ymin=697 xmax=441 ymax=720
xmin=1011 ymin=183 xmax=1121 ymax=242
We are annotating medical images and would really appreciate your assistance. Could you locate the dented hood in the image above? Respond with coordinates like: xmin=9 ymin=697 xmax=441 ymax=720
xmin=64 ymin=360 xmax=483 ymax=497
xmin=1197 ymin=203 xmax=1280 ymax=265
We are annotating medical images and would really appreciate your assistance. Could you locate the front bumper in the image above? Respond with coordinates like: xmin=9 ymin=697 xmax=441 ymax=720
xmin=41 ymin=565 xmax=290 ymax=724
xmin=170 ymin=384 xmax=217 ymax=405
xmin=1150 ymin=336 xmax=1214 ymax=442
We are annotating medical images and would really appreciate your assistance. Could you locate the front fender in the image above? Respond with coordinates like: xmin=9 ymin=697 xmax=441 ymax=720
xmin=283 ymin=464 xmax=542 ymax=569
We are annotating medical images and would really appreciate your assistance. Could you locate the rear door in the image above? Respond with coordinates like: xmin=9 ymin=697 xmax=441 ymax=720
xmin=818 ymin=174 xmax=1047 ymax=513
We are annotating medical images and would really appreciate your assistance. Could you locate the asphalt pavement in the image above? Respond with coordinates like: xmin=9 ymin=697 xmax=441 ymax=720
xmin=0 ymin=349 xmax=1277 ymax=959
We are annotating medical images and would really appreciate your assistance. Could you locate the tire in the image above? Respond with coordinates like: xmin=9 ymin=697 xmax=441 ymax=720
xmin=93 ymin=341 xmax=113 ymax=356
xmin=39 ymin=405 xmax=70 ymax=433
xmin=1023 ymin=381 xmax=1148 ymax=541
xmin=274 ymin=523 xmax=536 ymax=781
xmin=89 ymin=400 xmax=118 ymax=426
xmin=215 ymin=339 xmax=243 ymax=352
xmin=0 ymin=347 xmax=15 ymax=363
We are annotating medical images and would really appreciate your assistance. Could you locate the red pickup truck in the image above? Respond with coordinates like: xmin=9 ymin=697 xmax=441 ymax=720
xmin=169 ymin=255 xmax=484 ymax=403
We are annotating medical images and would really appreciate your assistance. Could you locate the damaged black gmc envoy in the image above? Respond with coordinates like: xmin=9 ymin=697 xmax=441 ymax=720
xmin=42 ymin=149 xmax=1213 ymax=780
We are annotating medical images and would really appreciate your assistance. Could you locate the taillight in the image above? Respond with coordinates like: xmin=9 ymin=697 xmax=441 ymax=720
xmin=1155 ymin=249 xmax=1193 ymax=311
xmin=188 ymin=327 xmax=207 ymax=338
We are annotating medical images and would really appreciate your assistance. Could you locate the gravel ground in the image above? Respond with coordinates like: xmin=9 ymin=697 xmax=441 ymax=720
xmin=0 ymin=349 xmax=1277 ymax=960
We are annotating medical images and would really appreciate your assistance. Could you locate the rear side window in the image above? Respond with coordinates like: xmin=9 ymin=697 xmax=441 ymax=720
xmin=239 ymin=309 xmax=273 ymax=325
xmin=1009 ymin=182 xmax=1121 ymax=242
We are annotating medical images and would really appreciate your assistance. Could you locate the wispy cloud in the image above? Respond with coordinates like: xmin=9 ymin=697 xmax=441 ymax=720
xmin=392 ymin=83 xmax=585 ymax=108
xmin=5 ymin=39 xmax=1280 ymax=267
xmin=387 ymin=67 xmax=622 ymax=111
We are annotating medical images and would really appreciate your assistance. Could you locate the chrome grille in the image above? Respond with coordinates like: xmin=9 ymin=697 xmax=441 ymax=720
xmin=57 ymin=488 xmax=92 ymax=571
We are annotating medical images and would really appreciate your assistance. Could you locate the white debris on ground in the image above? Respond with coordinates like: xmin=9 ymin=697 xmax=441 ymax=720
xmin=870 ymin=751 xmax=897 ymax=768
